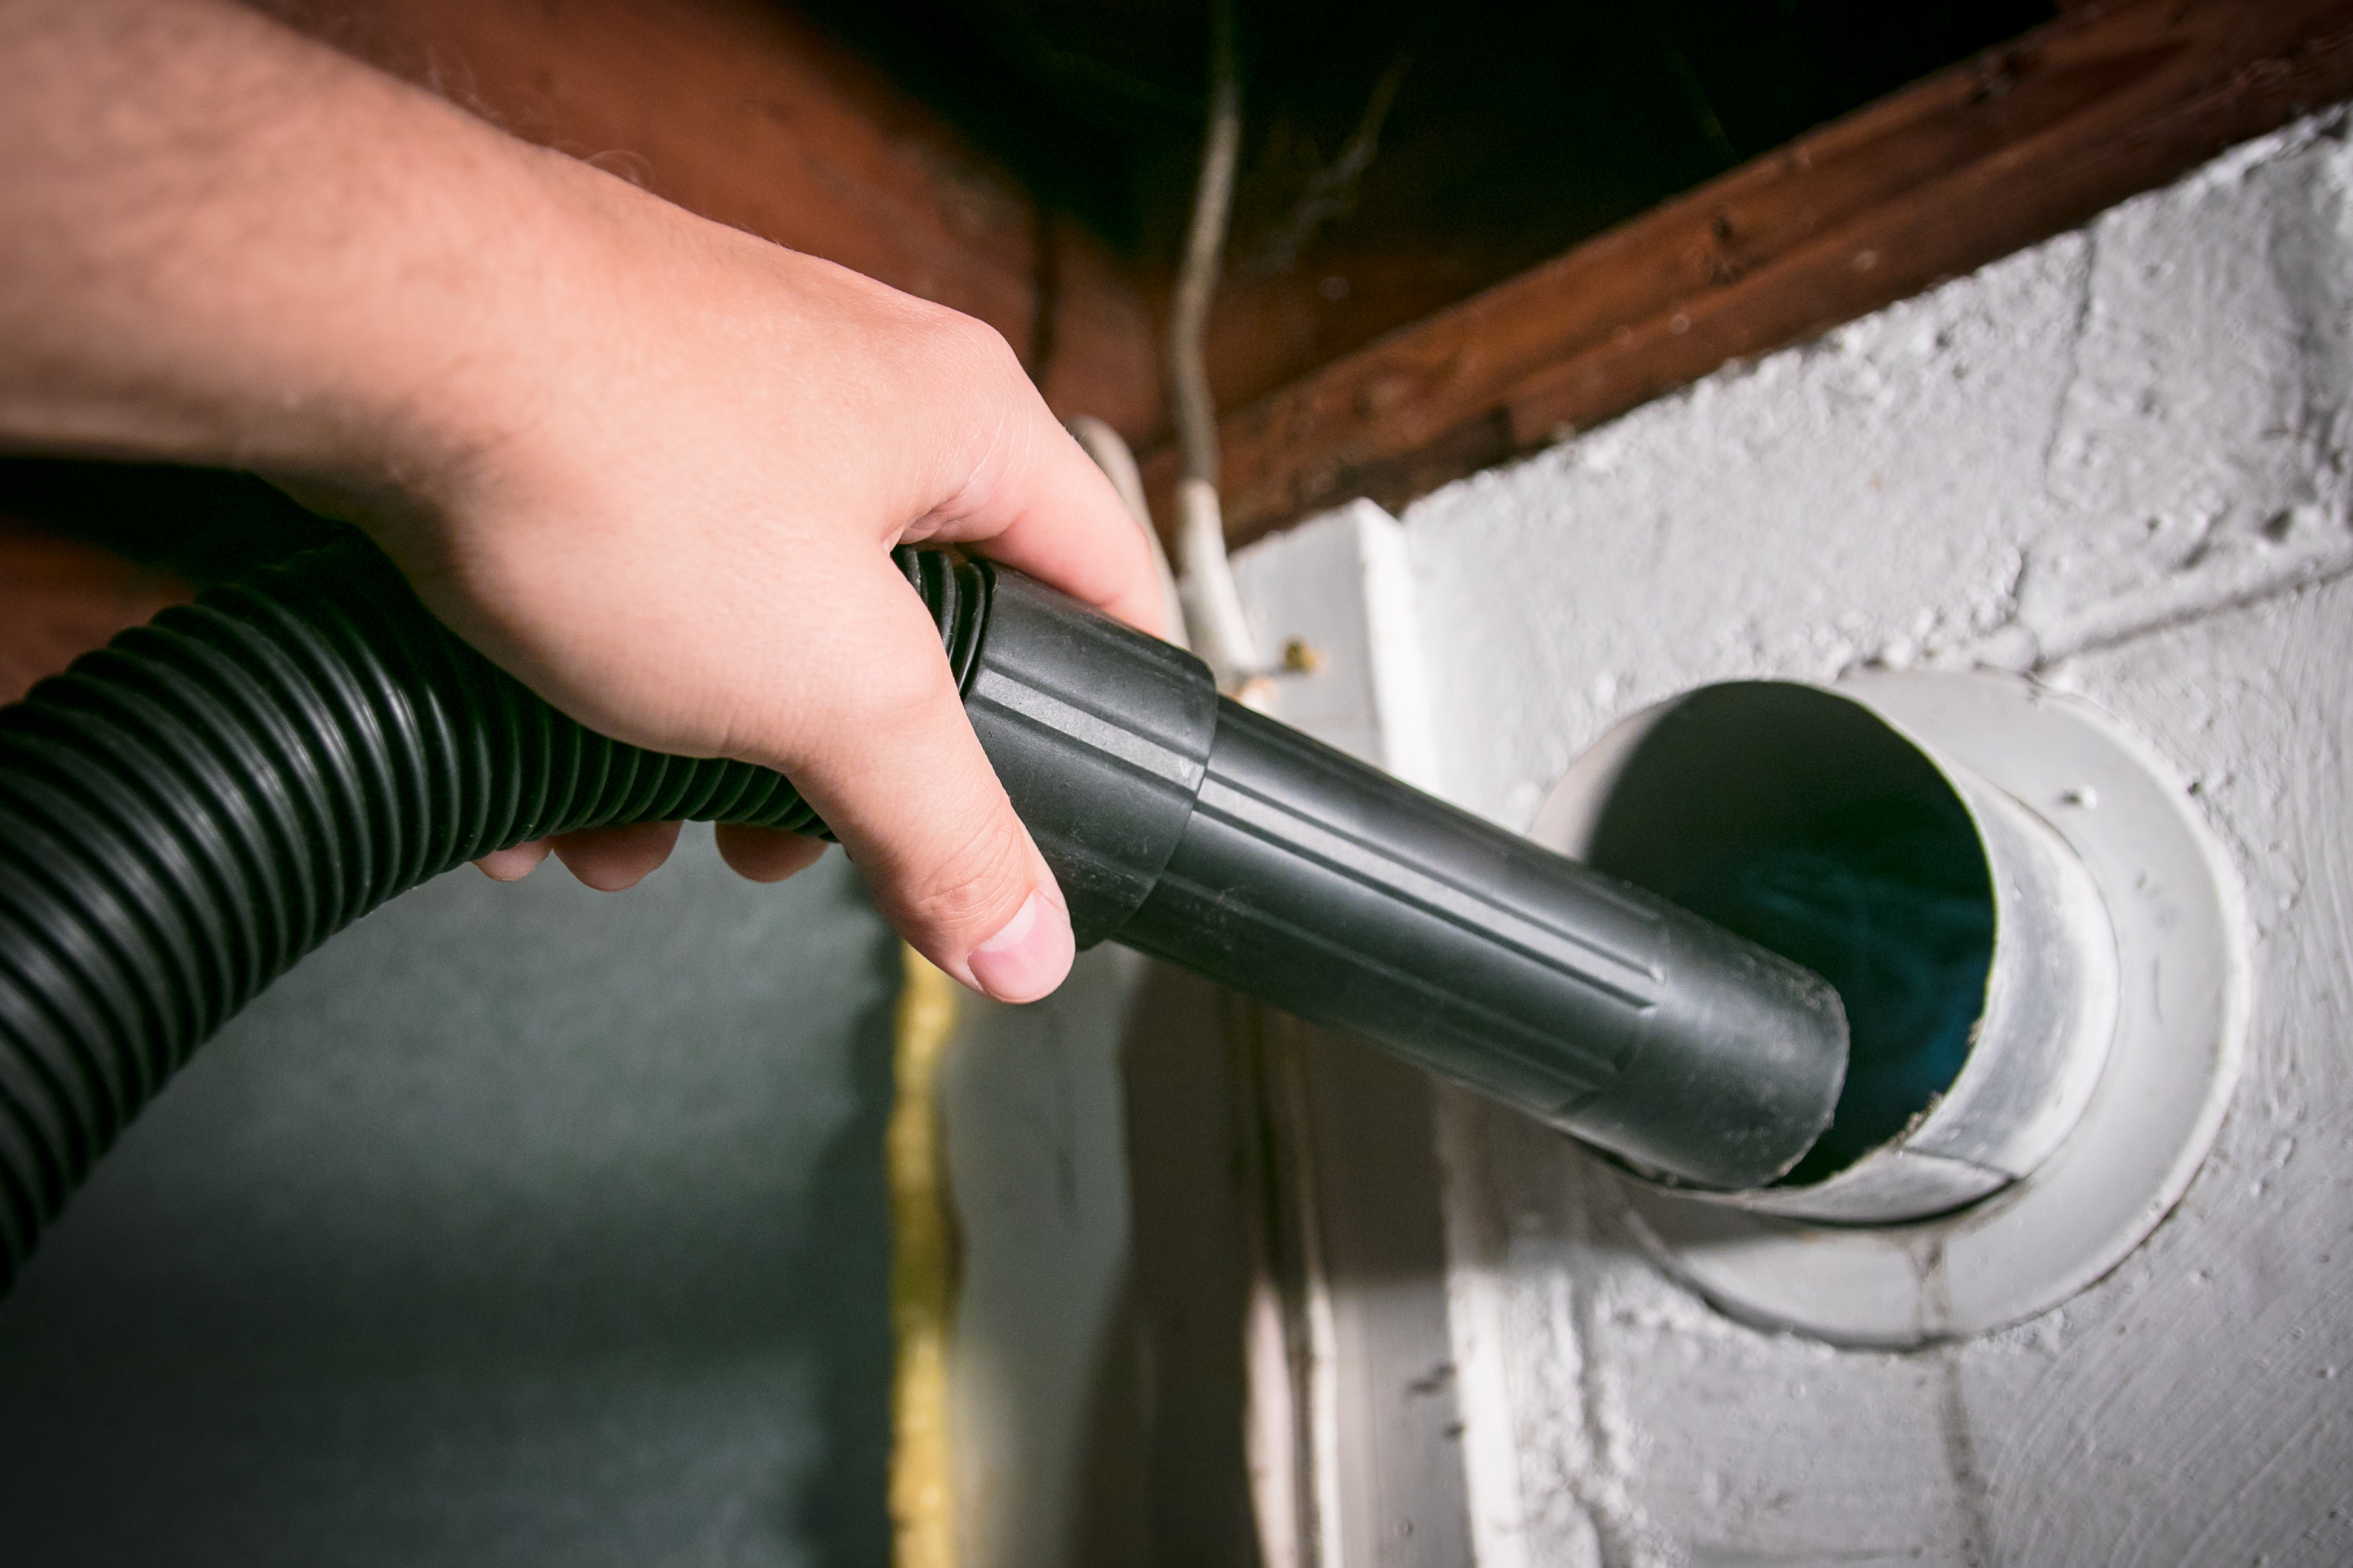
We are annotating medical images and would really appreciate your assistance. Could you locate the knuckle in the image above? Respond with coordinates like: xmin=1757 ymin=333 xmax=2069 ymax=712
xmin=913 ymin=304 xmax=1019 ymax=381
xmin=899 ymin=807 xmax=1030 ymax=938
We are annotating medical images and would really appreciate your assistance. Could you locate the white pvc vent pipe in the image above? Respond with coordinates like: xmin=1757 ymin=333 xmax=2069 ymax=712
xmin=1532 ymin=671 xmax=2246 ymax=1345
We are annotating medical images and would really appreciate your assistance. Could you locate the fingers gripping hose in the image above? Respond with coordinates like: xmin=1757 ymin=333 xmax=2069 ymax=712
xmin=0 ymin=540 xmax=988 ymax=1288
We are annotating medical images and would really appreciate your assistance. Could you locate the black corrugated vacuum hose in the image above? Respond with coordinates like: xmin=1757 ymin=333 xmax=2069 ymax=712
xmin=0 ymin=540 xmax=982 ymax=1288
xmin=0 ymin=538 xmax=1846 ymax=1293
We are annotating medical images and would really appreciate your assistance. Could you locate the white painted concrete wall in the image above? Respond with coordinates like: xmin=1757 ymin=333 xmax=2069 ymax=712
xmin=1341 ymin=108 xmax=2353 ymax=1566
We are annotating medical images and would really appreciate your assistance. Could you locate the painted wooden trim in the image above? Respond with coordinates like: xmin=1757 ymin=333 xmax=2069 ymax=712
xmin=888 ymin=948 xmax=961 ymax=1568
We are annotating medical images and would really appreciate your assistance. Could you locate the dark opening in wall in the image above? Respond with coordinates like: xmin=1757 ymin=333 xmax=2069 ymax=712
xmin=1580 ymin=683 xmax=1996 ymax=1188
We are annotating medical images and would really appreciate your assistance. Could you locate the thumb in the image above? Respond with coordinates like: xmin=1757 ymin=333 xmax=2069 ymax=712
xmin=779 ymin=554 xmax=1074 ymax=1004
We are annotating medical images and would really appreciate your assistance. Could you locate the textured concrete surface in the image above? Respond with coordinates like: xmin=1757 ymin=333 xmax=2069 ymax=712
xmin=0 ymin=833 xmax=900 ymax=1568
xmin=1382 ymin=109 xmax=2353 ymax=1566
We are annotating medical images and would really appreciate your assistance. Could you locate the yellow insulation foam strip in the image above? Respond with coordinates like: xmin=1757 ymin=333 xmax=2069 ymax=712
xmin=888 ymin=944 xmax=960 ymax=1568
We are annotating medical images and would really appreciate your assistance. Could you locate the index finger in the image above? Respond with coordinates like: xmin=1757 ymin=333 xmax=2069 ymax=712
xmin=925 ymin=408 xmax=1171 ymax=640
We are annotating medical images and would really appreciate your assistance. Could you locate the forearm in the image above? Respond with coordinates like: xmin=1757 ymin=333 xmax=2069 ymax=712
xmin=0 ymin=0 xmax=578 ymax=502
xmin=4 ymin=0 xmax=1157 ymax=1001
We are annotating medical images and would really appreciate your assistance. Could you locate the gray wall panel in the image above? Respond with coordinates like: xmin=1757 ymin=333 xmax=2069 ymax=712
xmin=0 ymin=830 xmax=897 ymax=1568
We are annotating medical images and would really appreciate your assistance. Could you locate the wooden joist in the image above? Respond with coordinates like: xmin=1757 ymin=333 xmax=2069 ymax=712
xmin=1178 ymin=0 xmax=2353 ymax=548
xmin=297 ymin=0 xmax=1163 ymax=435
xmin=0 ymin=519 xmax=190 ymax=706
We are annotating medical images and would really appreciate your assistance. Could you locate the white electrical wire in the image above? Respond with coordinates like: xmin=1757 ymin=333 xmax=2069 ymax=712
xmin=1067 ymin=413 xmax=1187 ymax=649
xmin=1167 ymin=0 xmax=1265 ymax=698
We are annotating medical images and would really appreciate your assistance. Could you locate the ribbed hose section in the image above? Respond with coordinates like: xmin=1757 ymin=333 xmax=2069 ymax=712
xmin=0 ymin=538 xmax=991 ymax=1290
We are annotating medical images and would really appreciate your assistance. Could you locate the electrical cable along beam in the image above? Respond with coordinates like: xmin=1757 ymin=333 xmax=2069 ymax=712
xmin=0 ymin=541 xmax=1845 ymax=1289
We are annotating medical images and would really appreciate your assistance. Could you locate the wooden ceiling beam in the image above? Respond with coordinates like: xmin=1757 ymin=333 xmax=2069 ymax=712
xmin=277 ymin=0 xmax=1164 ymax=437
xmin=1175 ymin=0 xmax=2353 ymax=548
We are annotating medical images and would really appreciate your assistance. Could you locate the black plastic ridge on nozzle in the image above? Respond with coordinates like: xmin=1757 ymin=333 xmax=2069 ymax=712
xmin=961 ymin=559 xmax=1849 ymax=1191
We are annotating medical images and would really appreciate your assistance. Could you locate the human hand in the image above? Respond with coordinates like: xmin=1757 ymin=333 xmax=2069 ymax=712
xmin=1 ymin=0 xmax=1163 ymax=1004
xmin=357 ymin=164 xmax=1165 ymax=1003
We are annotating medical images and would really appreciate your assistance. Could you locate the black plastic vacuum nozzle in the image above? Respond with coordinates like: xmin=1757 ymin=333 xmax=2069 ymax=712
xmin=965 ymin=562 xmax=1848 ymax=1191
xmin=0 ymin=540 xmax=1842 ymax=1288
